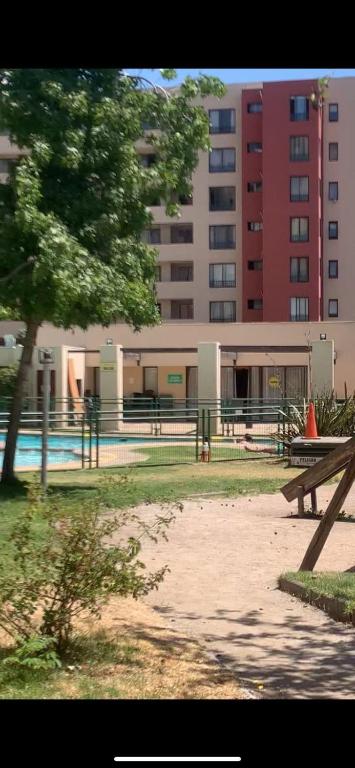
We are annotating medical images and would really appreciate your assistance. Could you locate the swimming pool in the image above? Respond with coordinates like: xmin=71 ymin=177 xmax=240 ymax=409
xmin=0 ymin=432 xmax=192 ymax=469
xmin=0 ymin=432 xmax=276 ymax=470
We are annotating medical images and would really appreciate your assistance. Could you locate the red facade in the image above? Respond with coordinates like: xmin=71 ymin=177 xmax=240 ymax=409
xmin=242 ymin=80 xmax=323 ymax=322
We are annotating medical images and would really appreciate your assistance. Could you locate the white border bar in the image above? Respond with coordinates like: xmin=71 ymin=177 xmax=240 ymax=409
xmin=114 ymin=759 xmax=241 ymax=763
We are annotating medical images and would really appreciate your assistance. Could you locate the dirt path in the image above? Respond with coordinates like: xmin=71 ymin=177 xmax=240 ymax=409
xmin=132 ymin=487 xmax=355 ymax=699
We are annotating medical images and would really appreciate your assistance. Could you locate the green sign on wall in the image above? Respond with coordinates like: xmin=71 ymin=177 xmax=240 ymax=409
xmin=167 ymin=373 xmax=183 ymax=384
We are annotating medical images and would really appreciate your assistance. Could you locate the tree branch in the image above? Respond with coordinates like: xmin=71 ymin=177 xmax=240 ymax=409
xmin=121 ymin=72 xmax=170 ymax=99
xmin=0 ymin=256 xmax=35 ymax=284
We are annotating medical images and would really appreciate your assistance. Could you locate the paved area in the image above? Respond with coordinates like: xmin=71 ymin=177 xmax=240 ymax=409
xmin=132 ymin=487 xmax=355 ymax=698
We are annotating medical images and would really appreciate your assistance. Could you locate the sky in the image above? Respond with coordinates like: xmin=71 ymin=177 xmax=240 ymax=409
xmin=125 ymin=68 xmax=355 ymax=87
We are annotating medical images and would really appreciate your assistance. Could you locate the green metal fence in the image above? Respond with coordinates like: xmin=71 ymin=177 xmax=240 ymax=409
xmin=0 ymin=401 xmax=287 ymax=472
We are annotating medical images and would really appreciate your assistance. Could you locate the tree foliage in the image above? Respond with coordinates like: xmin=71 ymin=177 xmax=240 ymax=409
xmin=0 ymin=68 xmax=225 ymax=329
xmin=0 ymin=364 xmax=18 ymax=399
xmin=0 ymin=68 xmax=225 ymax=480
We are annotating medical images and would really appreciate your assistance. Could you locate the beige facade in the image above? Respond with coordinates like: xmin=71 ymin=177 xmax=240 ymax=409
xmin=0 ymin=320 xmax=354 ymax=402
xmin=150 ymin=84 xmax=246 ymax=323
xmin=322 ymin=78 xmax=355 ymax=321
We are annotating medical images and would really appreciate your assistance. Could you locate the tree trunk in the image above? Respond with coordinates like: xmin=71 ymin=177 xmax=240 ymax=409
xmin=1 ymin=319 xmax=39 ymax=483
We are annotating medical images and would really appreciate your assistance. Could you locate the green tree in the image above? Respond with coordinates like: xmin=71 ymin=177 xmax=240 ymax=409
xmin=0 ymin=365 xmax=18 ymax=400
xmin=0 ymin=69 xmax=225 ymax=482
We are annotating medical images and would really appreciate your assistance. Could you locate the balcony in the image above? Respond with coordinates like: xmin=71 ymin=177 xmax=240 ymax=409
xmin=209 ymin=280 xmax=236 ymax=288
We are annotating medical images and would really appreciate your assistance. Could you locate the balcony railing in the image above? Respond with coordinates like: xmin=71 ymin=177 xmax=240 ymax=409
xmin=209 ymin=280 xmax=236 ymax=288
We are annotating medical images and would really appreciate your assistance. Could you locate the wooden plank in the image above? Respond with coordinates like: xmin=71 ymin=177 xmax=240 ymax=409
xmin=299 ymin=452 xmax=355 ymax=571
xmin=310 ymin=488 xmax=317 ymax=513
xmin=297 ymin=487 xmax=305 ymax=517
xmin=281 ymin=435 xmax=355 ymax=502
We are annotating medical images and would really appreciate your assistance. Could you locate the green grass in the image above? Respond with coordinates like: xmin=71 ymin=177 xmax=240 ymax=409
xmin=0 ymin=457 xmax=298 ymax=517
xmin=137 ymin=444 xmax=275 ymax=464
xmin=283 ymin=571 xmax=355 ymax=615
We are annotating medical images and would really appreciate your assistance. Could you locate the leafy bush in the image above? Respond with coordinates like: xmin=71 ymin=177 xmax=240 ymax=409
xmin=0 ymin=479 xmax=178 ymax=663
xmin=3 ymin=635 xmax=62 ymax=670
xmin=0 ymin=364 xmax=18 ymax=400
xmin=275 ymin=392 xmax=355 ymax=450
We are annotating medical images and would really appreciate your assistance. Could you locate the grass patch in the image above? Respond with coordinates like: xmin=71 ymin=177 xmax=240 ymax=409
xmin=137 ymin=444 xmax=275 ymax=465
xmin=0 ymin=600 xmax=245 ymax=699
xmin=283 ymin=571 xmax=355 ymax=615
xmin=0 ymin=457 xmax=299 ymax=521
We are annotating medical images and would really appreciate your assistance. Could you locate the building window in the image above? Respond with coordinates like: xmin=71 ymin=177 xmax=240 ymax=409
xmin=329 ymin=142 xmax=338 ymax=161
xmin=209 ymin=109 xmax=236 ymax=134
xmin=140 ymin=154 xmax=157 ymax=168
xmin=142 ymin=227 xmax=161 ymax=245
xmin=328 ymin=260 xmax=338 ymax=279
xmin=209 ymin=263 xmax=236 ymax=288
xmin=209 ymin=186 xmax=236 ymax=211
xmin=290 ymin=217 xmax=309 ymax=242
xmin=290 ymin=257 xmax=309 ymax=283
xmin=290 ymin=176 xmax=309 ymax=202
xmin=170 ymin=224 xmax=193 ymax=244
xmin=248 ymin=260 xmax=262 ymax=271
xmin=209 ymin=225 xmax=236 ymax=249
xmin=290 ymin=136 xmax=309 ymax=161
xmin=328 ymin=299 xmax=338 ymax=317
xmin=328 ymin=221 xmax=338 ymax=239
xmin=247 ymin=142 xmax=262 ymax=153
xmin=247 ymin=102 xmax=262 ymax=113
xmin=328 ymin=182 xmax=338 ymax=201
xmin=290 ymin=96 xmax=309 ymax=122
xmin=155 ymin=266 xmax=161 ymax=282
xmin=247 ymin=299 xmax=263 ymax=310
xmin=209 ymin=148 xmax=236 ymax=173
xmin=209 ymin=301 xmax=236 ymax=322
xmin=171 ymin=263 xmax=193 ymax=281
xmin=290 ymin=297 xmax=309 ymax=321
xmin=170 ymin=299 xmax=194 ymax=319
xmin=247 ymin=181 xmax=262 ymax=192
xmin=248 ymin=221 xmax=263 ymax=232
xmin=329 ymin=103 xmax=339 ymax=122
xmin=156 ymin=303 xmax=161 ymax=315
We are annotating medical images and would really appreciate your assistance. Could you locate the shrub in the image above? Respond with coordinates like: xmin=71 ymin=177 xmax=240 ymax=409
xmin=275 ymin=392 xmax=355 ymax=450
xmin=0 ymin=364 xmax=18 ymax=400
xmin=0 ymin=479 xmax=178 ymax=663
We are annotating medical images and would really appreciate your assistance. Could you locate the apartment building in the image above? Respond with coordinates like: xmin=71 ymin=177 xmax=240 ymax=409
xmin=142 ymin=77 xmax=353 ymax=326
xmin=1 ymin=76 xmax=354 ymax=402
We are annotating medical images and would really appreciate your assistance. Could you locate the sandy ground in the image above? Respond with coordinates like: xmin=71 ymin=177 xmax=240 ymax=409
xmin=118 ymin=486 xmax=355 ymax=699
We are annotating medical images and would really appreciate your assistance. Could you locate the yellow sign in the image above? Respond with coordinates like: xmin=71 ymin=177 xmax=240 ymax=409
xmin=101 ymin=363 xmax=116 ymax=372
xmin=268 ymin=376 xmax=281 ymax=388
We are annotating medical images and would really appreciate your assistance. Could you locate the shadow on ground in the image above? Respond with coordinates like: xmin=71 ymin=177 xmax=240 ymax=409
xmin=152 ymin=603 xmax=355 ymax=699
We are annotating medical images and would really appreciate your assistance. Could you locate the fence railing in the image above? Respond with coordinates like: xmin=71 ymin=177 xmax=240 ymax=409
xmin=0 ymin=403 xmax=288 ymax=472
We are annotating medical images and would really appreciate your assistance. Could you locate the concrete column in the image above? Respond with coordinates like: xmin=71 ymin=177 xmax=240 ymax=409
xmin=99 ymin=345 xmax=123 ymax=432
xmin=311 ymin=339 xmax=335 ymax=397
xmin=197 ymin=342 xmax=221 ymax=436
xmin=53 ymin=346 xmax=69 ymax=426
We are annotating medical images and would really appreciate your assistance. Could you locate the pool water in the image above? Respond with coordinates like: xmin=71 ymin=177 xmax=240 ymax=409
xmin=0 ymin=432 xmax=191 ymax=469
xmin=0 ymin=432 xmax=275 ymax=469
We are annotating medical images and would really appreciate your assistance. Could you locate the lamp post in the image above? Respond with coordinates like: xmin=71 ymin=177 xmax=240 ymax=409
xmin=38 ymin=348 xmax=54 ymax=491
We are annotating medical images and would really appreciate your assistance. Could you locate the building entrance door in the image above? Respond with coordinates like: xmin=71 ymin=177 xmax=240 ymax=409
xmin=235 ymin=368 xmax=249 ymax=398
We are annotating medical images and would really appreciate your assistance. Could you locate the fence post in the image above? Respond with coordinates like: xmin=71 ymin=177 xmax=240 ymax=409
xmin=195 ymin=413 xmax=199 ymax=462
xmin=89 ymin=410 xmax=93 ymax=469
xmin=81 ymin=412 xmax=85 ymax=469
xmin=95 ymin=411 xmax=99 ymax=468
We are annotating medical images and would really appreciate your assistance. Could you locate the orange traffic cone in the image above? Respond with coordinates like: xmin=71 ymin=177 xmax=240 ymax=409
xmin=304 ymin=402 xmax=319 ymax=438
